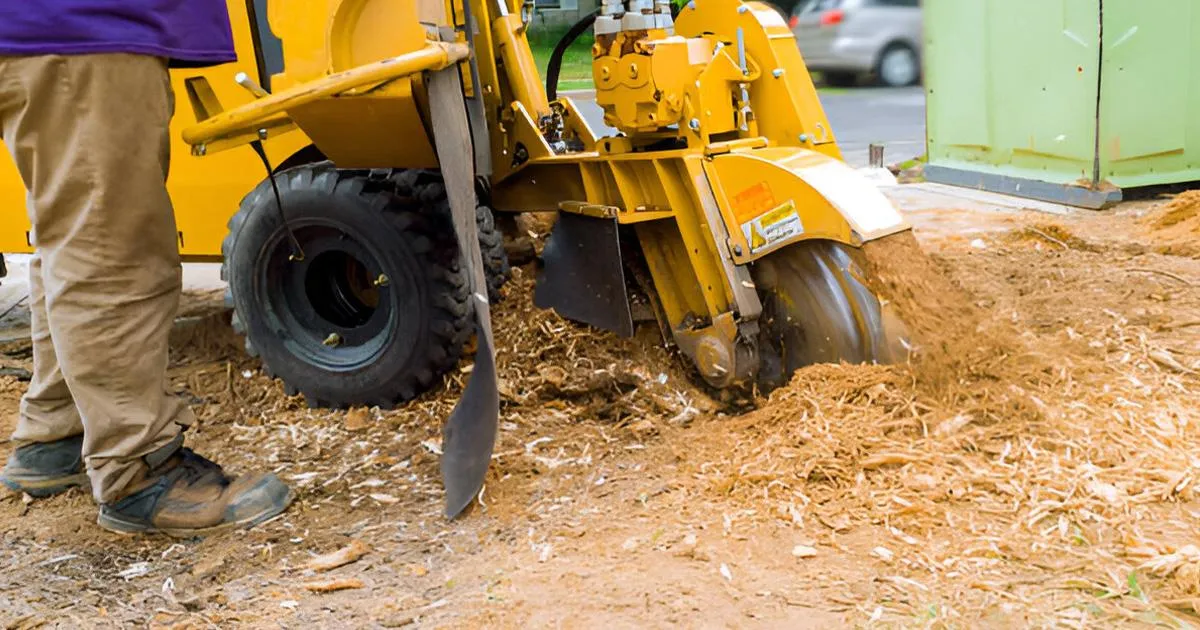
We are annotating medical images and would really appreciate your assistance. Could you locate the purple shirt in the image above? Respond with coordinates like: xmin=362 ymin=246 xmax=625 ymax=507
xmin=0 ymin=1 xmax=237 ymax=66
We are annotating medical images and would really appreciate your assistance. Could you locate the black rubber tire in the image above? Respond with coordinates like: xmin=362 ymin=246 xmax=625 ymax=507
xmin=222 ymin=163 xmax=500 ymax=408
xmin=753 ymin=240 xmax=903 ymax=391
xmin=386 ymin=169 xmax=511 ymax=303
xmin=472 ymin=190 xmax=512 ymax=303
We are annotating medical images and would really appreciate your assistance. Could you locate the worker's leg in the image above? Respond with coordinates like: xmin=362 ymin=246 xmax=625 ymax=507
xmin=0 ymin=53 xmax=291 ymax=535
xmin=0 ymin=252 xmax=90 ymax=496
xmin=0 ymin=54 xmax=192 ymax=503
xmin=14 ymin=253 xmax=84 ymax=442
xmin=0 ymin=59 xmax=86 ymax=496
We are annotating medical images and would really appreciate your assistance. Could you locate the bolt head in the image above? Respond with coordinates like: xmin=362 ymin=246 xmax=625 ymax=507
xmin=737 ymin=5 xmax=748 ymax=13
xmin=772 ymin=68 xmax=784 ymax=78
xmin=689 ymin=118 xmax=701 ymax=130
xmin=733 ymin=244 xmax=743 ymax=256
xmin=798 ymin=134 xmax=809 ymax=143
xmin=686 ymin=1 xmax=695 ymax=8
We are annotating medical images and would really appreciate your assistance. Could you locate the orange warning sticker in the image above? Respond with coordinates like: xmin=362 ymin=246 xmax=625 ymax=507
xmin=730 ymin=182 xmax=777 ymax=223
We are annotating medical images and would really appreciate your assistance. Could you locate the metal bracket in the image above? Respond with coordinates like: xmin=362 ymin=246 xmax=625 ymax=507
xmin=693 ymin=172 xmax=762 ymax=321
xmin=558 ymin=201 xmax=619 ymax=219
xmin=534 ymin=213 xmax=635 ymax=337
xmin=673 ymin=312 xmax=759 ymax=388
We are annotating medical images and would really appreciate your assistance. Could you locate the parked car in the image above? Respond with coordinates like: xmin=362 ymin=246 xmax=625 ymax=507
xmin=789 ymin=0 xmax=922 ymax=87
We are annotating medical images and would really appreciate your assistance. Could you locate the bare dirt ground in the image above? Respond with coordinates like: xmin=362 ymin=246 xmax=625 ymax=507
xmin=5 ymin=194 xmax=1200 ymax=628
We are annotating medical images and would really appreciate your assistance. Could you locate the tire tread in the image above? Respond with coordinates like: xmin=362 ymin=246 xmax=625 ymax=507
xmin=220 ymin=163 xmax=506 ymax=408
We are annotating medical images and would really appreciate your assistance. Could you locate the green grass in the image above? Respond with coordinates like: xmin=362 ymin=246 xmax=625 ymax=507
xmin=894 ymin=153 xmax=927 ymax=172
xmin=528 ymin=26 xmax=595 ymax=93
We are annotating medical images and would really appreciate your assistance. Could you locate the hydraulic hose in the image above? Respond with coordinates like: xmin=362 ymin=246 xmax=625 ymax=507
xmin=545 ymin=9 xmax=600 ymax=101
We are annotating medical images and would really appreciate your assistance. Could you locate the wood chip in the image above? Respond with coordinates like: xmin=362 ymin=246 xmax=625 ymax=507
xmin=303 ymin=578 xmax=364 ymax=593
xmin=344 ymin=407 xmax=372 ymax=431
xmin=792 ymin=545 xmax=818 ymax=559
xmin=860 ymin=452 xmax=925 ymax=469
xmin=1149 ymin=349 xmax=1194 ymax=374
xmin=307 ymin=540 xmax=371 ymax=572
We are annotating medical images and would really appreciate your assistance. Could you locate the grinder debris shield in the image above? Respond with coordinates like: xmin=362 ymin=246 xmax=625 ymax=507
xmin=427 ymin=65 xmax=500 ymax=518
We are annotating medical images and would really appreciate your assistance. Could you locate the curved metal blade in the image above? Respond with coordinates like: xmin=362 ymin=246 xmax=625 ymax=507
xmin=428 ymin=66 xmax=499 ymax=519
xmin=752 ymin=240 xmax=905 ymax=388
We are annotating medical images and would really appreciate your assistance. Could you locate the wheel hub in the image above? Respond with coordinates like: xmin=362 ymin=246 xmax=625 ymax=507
xmin=304 ymin=249 xmax=379 ymax=329
xmin=881 ymin=48 xmax=918 ymax=86
xmin=262 ymin=222 xmax=400 ymax=370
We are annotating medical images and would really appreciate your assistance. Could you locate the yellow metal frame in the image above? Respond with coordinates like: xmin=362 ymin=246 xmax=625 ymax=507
xmin=169 ymin=0 xmax=910 ymax=384
xmin=478 ymin=0 xmax=906 ymax=359
xmin=185 ymin=41 xmax=469 ymax=150
xmin=0 ymin=0 xmax=313 ymax=259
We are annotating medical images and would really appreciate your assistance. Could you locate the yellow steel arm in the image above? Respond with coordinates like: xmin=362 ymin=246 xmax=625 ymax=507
xmin=183 ymin=41 xmax=470 ymax=151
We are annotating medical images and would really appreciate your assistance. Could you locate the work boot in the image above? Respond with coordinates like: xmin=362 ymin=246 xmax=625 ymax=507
xmin=97 ymin=445 xmax=294 ymax=537
xmin=1 ymin=435 xmax=88 ymax=497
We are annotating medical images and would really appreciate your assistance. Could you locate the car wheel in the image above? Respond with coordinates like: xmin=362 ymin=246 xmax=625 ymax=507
xmin=876 ymin=43 xmax=920 ymax=87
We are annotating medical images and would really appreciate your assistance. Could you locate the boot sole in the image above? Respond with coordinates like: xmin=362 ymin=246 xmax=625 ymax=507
xmin=96 ymin=488 xmax=296 ymax=538
xmin=1 ymin=472 xmax=90 ymax=498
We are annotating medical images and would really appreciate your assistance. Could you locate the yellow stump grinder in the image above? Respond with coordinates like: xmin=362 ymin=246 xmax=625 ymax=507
xmin=181 ymin=0 xmax=912 ymax=517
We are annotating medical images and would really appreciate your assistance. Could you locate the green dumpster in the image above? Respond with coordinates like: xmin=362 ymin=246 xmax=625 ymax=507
xmin=924 ymin=0 xmax=1200 ymax=208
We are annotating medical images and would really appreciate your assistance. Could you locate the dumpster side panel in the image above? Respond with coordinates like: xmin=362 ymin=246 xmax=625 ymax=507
xmin=925 ymin=0 xmax=1100 ymax=185
xmin=1100 ymin=0 xmax=1200 ymax=188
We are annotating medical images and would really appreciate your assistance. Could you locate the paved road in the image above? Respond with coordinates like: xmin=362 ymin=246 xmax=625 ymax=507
xmin=570 ymin=86 xmax=926 ymax=167
xmin=819 ymin=87 xmax=925 ymax=167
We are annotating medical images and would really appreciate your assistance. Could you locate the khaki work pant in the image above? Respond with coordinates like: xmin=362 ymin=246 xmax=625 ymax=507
xmin=0 ymin=54 xmax=193 ymax=503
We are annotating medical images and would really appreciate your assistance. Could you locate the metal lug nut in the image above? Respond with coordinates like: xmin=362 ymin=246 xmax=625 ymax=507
xmin=322 ymin=333 xmax=342 ymax=347
xmin=374 ymin=273 xmax=390 ymax=287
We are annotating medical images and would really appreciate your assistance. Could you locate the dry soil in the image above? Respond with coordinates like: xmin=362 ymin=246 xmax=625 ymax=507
xmin=4 ymin=195 xmax=1200 ymax=628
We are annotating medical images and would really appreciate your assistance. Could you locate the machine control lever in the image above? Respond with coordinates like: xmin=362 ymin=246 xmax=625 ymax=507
xmin=235 ymin=72 xmax=270 ymax=98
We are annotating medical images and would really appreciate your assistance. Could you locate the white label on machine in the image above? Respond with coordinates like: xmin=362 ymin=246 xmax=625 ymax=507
xmin=741 ymin=200 xmax=804 ymax=253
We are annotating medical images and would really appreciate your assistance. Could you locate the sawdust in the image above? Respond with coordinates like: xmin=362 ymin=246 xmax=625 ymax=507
xmin=861 ymin=231 xmax=989 ymax=363
xmin=680 ymin=217 xmax=1200 ymax=623
xmin=5 ymin=206 xmax=1200 ymax=626
xmin=1144 ymin=190 xmax=1200 ymax=258
xmin=1008 ymin=222 xmax=1106 ymax=253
